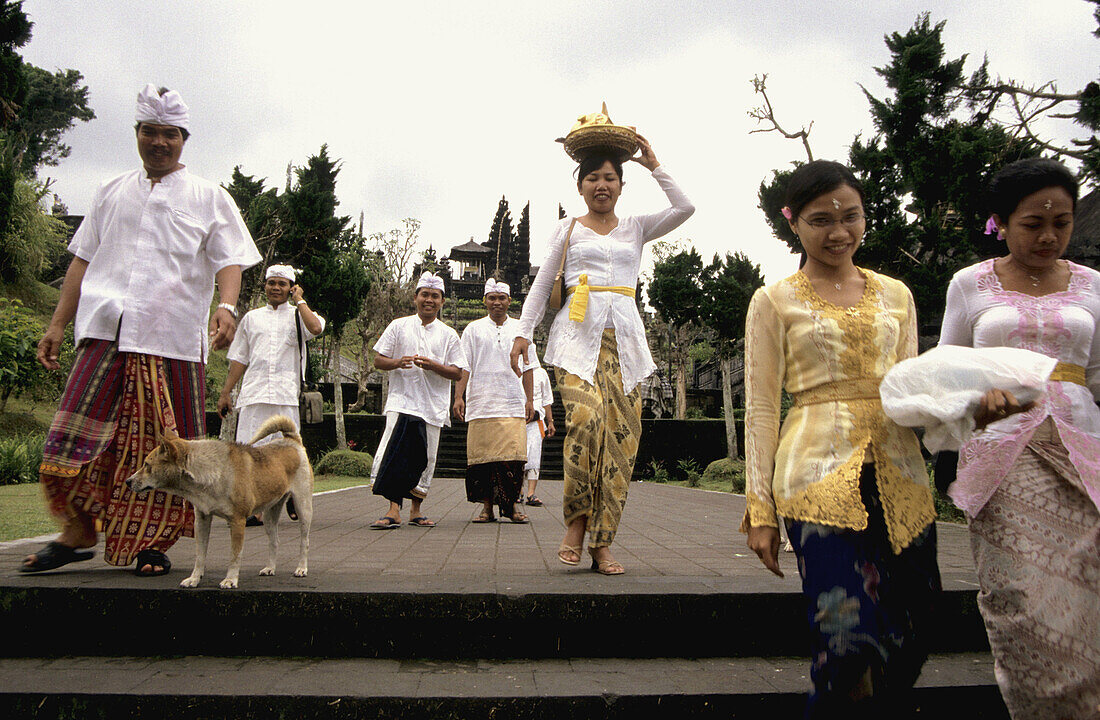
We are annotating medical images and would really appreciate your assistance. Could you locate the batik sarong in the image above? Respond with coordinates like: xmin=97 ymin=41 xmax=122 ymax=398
xmin=40 ymin=339 xmax=203 ymax=566
xmin=785 ymin=465 xmax=940 ymax=719
xmin=559 ymin=329 xmax=642 ymax=548
xmin=465 ymin=417 xmax=526 ymax=512
xmin=968 ymin=418 xmax=1100 ymax=719
xmin=371 ymin=412 xmax=428 ymax=507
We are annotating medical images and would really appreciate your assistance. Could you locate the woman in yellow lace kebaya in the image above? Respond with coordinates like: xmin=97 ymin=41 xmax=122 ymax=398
xmin=742 ymin=161 xmax=940 ymax=718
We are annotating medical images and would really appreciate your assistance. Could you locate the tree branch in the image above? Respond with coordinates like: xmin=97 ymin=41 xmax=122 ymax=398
xmin=747 ymin=74 xmax=814 ymax=162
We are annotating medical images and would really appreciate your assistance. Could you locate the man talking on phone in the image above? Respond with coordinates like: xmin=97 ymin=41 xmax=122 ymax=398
xmin=218 ymin=264 xmax=325 ymax=523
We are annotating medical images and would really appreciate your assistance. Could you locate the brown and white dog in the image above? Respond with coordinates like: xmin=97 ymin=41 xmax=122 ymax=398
xmin=127 ymin=415 xmax=313 ymax=589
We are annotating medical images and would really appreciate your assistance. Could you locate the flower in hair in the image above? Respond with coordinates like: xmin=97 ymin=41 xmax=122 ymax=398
xmin=983 ymin=216 xmax=998 ymax=235
xmin=781 ymin=206 xmax=792 ymax=220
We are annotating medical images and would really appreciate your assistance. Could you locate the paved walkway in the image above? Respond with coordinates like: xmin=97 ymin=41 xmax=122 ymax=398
xmin=0 ymin=479 xmax=978 ymax=593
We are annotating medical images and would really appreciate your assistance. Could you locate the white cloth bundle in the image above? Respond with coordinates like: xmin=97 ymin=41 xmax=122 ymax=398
xmin=879 ymin=345 xmax=1056 ymax=453
xmin=265 ymin=264 xmax=299 ymax=282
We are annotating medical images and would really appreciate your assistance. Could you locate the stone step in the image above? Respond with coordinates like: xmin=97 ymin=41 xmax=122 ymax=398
xmin=0 ymin=583 xmax=988 ymax=660
xmin=0 ymin=653 xmax=1007 ymax=720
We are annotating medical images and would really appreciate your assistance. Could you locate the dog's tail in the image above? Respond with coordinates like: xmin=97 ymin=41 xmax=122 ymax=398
xmin=250 ymin=414 xmax=303 ymax=446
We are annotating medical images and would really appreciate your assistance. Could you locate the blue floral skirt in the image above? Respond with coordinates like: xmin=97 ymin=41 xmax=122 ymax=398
xmin=785 ymin=465 xmax=940 ymax=718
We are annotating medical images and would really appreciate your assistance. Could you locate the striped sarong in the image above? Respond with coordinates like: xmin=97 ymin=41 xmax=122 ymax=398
xmin=558 ymin=329 xmax=642 ymax=548
xmin=40 ymin=339 xmax=203 ymax=566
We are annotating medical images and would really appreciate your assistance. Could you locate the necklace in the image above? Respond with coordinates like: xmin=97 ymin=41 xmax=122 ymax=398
xmin=833 ymin=280 xmax=842 ymax=291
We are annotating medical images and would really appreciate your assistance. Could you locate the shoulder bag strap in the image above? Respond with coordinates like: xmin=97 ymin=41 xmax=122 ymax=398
xmin=555 ymin=218 xmax=577 ymax=284
xmin=294 ymin=309 xmax=307 ymax=388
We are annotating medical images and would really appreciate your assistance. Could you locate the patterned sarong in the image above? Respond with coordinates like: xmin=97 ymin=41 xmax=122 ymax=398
xmin=40 ymin=339 xmax=202 ymax=566
xmin=785 ymin=465 xmax=940 ymax=718
xmin=465 ymin=417 xmax=526 ymax=511
xmin=559 ymin=329 xmax=642 ymax=548
xmin=969 ymin=419 xmax=1100 ymax=719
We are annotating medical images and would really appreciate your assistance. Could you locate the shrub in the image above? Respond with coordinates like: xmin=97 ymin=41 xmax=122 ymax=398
xmin=677 ymin=457 xmax=702 ymax=487
xmin=703 ymin=457 xmax=746 ymax=493
xmin=0 ymin=432 xmax=45 ymax=485
xmin=314 ymin=448 xmax=374 ymax=477
xmin=645 ymin=458 xmax=669 ymax=483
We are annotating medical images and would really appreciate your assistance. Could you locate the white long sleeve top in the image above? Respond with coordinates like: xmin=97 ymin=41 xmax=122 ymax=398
xmin=938 ymin=259 xmax=1100 ymax=516
xmin=515 ymin=166 xmax=694 ymax=394
xmin=227 ymin=302 xmax=325 ymax=408
xmin=69 ymin=166 xmax=261 ymax=362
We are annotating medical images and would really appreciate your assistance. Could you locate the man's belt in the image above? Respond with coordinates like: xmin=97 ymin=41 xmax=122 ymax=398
xmin=566 ymin=274 xmax=636 ymax=323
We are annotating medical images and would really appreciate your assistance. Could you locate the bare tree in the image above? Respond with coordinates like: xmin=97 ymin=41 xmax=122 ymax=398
xmin=346 ymin=219 xmax=420 ymax=413
xmin=748 ymin=74 xmax=815 ymax=162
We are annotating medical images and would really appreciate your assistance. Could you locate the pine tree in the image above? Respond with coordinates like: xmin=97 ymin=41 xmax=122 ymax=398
xmin=278 ymin=145 xmax=370 ymax=449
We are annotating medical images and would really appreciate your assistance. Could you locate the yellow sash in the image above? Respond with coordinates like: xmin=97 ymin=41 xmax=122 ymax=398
xmin=566 ymin=274 xmax=636 ymax=322
xmin=1050 ymin=362 xmax=1086 ymax=386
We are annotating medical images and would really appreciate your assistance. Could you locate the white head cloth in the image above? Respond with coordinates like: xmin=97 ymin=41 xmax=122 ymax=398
xmin=135 ymin=83 xmax=190 ymax=131
xmin=416 ymin=272 xmax=445 ymax=294
xmin=483 ymin=278 xmax=510 ymax=296
xmin=265 ymin=265 xmax=299 ymax=282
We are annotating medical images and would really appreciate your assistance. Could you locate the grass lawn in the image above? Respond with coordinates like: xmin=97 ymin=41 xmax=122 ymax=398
xmin=0 ymin=475 xmax=370 ymax=543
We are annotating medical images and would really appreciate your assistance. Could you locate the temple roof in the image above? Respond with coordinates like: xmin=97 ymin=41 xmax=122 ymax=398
xmin=449 ymin=239 xmax=492 ymax=255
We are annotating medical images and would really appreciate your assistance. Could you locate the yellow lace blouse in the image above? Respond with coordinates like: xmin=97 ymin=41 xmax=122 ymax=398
xmin=740 ymin=269 xmax=935 ymax=553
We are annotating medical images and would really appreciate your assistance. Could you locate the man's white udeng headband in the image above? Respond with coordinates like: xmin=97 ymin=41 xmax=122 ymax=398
xmin=265 ymin=265 xmax=299 ymax=282
xmin=483 ymin=278 xmax=510 ymax=296
xmin=135 ymin=83 xmax=190 ymax=131
xmin=416 ymin=272 xmax=445 ymax=293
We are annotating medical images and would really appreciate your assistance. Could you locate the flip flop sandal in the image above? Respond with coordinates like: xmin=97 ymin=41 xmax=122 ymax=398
xmin=525 ymin=495 xmax=544 ymax=507
xmin=408 ymin=517 xmax=436 ymax=527
xmin=506 ymin=513 xmax=530 ymax=524
xmin=134 ymin=549 xmax=172 ymax=577
xmin=370 ymin=516 xmax=401 ymax=530
xmin=20 ymin=541 xmax=94 ymax=573
xmin=472 ymin=512 xmax=496 ymax=523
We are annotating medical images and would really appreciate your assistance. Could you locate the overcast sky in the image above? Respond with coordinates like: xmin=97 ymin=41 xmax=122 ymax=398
xmin=20 ymin=0 xmax=1099 ymax=286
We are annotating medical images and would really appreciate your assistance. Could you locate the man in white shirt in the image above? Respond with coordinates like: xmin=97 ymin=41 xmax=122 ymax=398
xmin=369 ymin=272 xmax=466 ymax=529
xmin=522 ymin=348 xmax=556 ymax=507
xmin=454 ymin=279 xmax=535 ymax=524
xmin=23 ymin=85 xmax=261 ymax=576
xmin=217 ymin=264 xmax=325 ymax=523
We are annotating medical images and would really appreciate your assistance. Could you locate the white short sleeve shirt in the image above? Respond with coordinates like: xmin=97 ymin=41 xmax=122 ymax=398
xmin=69 ymin=167 xmax=262 ymax=362
xmin=460 ymin=316 xmax=538 ymax=421
xmin=374 ymin=315 xmax=467 ymax=427
xmin=227 ymin=303 xmax=326 ymax=407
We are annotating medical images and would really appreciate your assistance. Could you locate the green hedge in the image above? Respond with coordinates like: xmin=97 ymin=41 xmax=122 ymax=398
xmin=315 ymin=448 xmax=374 ymax=477
xmin=0 ymin=432 xmax=45 ymax=485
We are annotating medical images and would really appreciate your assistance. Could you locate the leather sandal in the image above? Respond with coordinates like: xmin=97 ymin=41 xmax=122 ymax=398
xmin=589 ymin=548 xmax=625 ymax=576
xmin=557 ymin=544 xmax=582 ymax=566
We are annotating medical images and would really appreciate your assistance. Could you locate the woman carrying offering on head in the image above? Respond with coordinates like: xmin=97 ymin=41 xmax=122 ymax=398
xmin=512 ymin=112 xmax=693 ymax=576
xmin=938 ymin=158 xmax=1100 ymax=718
xmin=742 ymin=161 xmax=940 ymax=717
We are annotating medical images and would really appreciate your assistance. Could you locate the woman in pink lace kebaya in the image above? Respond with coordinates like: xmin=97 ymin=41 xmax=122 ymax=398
xmin=939 ymin=158 xmax=1100 ymax=718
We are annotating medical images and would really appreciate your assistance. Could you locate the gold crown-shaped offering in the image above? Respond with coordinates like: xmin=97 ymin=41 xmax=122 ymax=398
xmin=556 ymin=102 xmax=638 ymax=162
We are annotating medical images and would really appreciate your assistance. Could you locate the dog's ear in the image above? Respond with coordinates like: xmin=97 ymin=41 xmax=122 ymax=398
xmin=161 ymin=435 xmax=188 ymax=462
